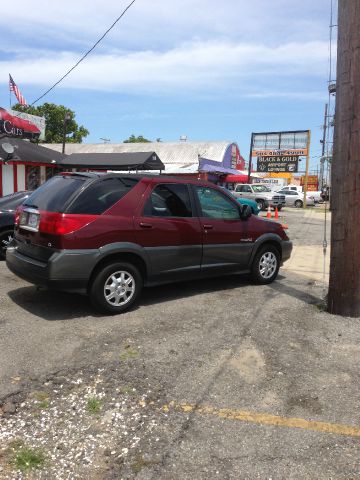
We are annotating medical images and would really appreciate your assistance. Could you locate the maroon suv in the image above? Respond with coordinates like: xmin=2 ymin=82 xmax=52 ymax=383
xmin=6 ymin=173 xmax=292 ymax=313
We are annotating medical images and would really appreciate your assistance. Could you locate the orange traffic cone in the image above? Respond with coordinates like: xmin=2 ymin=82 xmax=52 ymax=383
xmin=274 ymin=207 xmax=279 ymax=219
xmin=266 ymin=206 xmax=271 ymax=219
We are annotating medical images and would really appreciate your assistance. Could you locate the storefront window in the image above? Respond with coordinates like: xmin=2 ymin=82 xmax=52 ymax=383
xmin=26 ymin=166 xmax=41 ymax=190
xmin=46 ymin=167 xmax=62 ymax=180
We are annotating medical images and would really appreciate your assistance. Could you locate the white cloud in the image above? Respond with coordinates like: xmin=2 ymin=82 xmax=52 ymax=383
xmin=0 ymin=40 xmax=328 ymax=99
xmin=0 ymin=0 xmax=330 ymax=51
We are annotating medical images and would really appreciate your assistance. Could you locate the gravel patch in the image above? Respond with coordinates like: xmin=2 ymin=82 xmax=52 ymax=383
xmin=0 ymin=366 xmax=168 ymax=479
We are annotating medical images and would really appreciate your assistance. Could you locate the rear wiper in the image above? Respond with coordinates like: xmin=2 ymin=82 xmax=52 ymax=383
xmin=23 ymin=204 xmax=39 ymax=209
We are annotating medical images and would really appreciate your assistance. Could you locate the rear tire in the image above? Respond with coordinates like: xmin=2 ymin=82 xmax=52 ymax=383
xmin=0 ymin=229 xmax=14 ymax=260
xmin=90 ymin=262 xmax=143 ymax=314
xmin=294 ymin=200 xmax=303 ymax=208
xmin=251 ymin=245 xmax=280 ymax=284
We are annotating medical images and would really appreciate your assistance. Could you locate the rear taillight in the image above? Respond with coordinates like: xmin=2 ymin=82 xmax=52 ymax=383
xmin=14 ymin=206 xmax=23 ymax=226
xmin=39 ymin=212 xmax=98 ymax=235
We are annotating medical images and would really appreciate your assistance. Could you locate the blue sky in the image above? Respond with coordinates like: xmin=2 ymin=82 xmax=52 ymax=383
xmin=0 ymin=0 xmax=335 ymax=172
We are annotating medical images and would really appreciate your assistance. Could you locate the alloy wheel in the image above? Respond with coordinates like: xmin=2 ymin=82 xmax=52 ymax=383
xmin=103 ymin=270 xmax=136 ymax=307
xmin=259 ymin=252 xmax=277 ymax=279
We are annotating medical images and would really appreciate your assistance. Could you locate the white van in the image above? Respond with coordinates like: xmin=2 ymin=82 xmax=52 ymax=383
xmin=278 ymin=185 xmax=303 ymax=193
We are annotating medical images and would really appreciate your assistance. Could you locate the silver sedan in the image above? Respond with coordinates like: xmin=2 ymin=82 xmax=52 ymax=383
xmin=276 ymin=190 xmax=315 ymax=208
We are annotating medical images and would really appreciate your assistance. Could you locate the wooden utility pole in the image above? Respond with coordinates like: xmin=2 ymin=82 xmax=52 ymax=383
xmin=328 ymin=0 xmax=360 ymax=316
xmin=302 ymin=130 xmax=311 ymax=209
xmin=319 ymin=103 xmax=328 ymax=189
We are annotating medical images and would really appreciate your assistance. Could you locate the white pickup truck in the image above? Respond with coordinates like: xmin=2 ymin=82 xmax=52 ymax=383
xmin=232 ymin=184 xmax=286 ymax=211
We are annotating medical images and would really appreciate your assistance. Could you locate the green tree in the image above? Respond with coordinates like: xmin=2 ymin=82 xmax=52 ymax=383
xmin=123 ymin=134 xmax=151 ymax=143
xmin=12 ymin=102 xmax=89 ymax=143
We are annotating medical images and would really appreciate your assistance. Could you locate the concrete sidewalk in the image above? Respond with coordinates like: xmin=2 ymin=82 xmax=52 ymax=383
xmin=281 ymin=208 xmax=330 ymax=284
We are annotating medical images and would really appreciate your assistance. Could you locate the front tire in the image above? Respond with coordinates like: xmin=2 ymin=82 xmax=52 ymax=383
xmin=90 ymin=262 xmax=143 ymax=314
xmin=256 ymin=199 xmax=265 ymax=211
xmin=294 ymin=200 xmax=303 ymax=208
xmin=251 ymin=245 xmax=280 ymax=284
xmin=0 ymin=229 xmax=14 ymax=260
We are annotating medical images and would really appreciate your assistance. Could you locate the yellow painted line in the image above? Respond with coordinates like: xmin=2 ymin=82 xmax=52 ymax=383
xmin=162 ymin=403 xmax=360 ymax=437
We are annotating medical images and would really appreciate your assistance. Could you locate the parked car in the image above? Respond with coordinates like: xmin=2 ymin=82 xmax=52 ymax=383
xmin=220 ymin=187 xmax=260 ymax=215
xmin=234 ymin=196 xmax=260 ymax=215
xmin=278 ymin=186 xmax=323 ymax=204
xmin=0 ymin=191 xmax=33 ymax=259
xmin=275 ymin=189 xmax=315 ymax=208
xmin=232 ymin=184 xmax=286 ymax=211
xmin=277 ymin=185 xmax=303 ymax=194
xmin=308 ymin=191 xmax=323 ymax=203
xmin=6 ymin=173 xmax=292 ymax=314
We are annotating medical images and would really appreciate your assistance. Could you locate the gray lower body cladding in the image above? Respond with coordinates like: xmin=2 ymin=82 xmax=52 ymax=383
xmin=6 ymin=239 xmax=293 ymax=293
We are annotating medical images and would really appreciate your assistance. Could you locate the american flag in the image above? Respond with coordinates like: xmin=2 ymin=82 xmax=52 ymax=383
xmin=9 ymin=74 xmax=28 ymax=106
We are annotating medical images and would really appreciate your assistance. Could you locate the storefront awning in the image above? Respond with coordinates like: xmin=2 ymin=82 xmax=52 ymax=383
xmin=200 ymin=164 xmax=241 ymax=175
xmin=0 ymin=135 xmax=66 ymax=164
xmin=59 ymin=152 xmax=164 ymax=170
xmin=224 ymin=174 xmax=249 ymax=182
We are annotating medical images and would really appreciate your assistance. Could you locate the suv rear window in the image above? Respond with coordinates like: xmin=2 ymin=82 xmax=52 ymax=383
xmin=67 ymin=177 xmax=139 ymax=214
xmin=23 ymin=175 xmax=86 ymax=212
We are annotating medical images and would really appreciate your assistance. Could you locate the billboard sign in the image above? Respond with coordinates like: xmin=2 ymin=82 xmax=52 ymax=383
xmin=251 ymin=130 xmax=309 ymax=157
xmin=257 ymin=155 xmax=299 ymax=173
xmin=300 ymin=175 xmax=318 ymax=191
xmin=0 ymin=107 xmax=45 ymax=141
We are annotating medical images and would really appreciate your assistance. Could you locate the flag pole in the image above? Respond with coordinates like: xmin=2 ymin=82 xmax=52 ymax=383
xmin=9 ymin=74 xmax=12 ymax=109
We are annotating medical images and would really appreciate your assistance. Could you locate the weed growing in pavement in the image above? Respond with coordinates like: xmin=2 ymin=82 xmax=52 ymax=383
xmin=315 ymin=298 xmax=328 ymax=311
xmin=131 ymin=455 xmax=160 ymax=474
xmin=120 ymin=345 xmax=139 ymax=361
xmin=33 ymin=391 xmax=50 ymax=409
xmin=13 ymin=447 xmax=45 ymax=471
xmin=86 ymin=397 xmax=102 ymax=414
xmin=119 ymin=385 xmax=135 ymax=394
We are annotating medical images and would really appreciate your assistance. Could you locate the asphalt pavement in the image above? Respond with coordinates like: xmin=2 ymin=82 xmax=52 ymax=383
xmin=1 ymin=206 xmax=359 ymax=480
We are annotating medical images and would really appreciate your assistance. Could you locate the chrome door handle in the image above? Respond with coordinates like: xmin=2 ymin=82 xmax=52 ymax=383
xmin=139 ymin=222 xmax=153 ymax=228
xmin=203 ymin=224 xmax=214 ymax=230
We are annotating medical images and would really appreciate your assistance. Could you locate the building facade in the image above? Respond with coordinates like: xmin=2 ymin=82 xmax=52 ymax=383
xmin=0 ymin=140 xmax=248 ymax=196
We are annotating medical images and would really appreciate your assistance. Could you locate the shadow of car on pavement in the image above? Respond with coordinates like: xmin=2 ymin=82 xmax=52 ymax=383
xmin=7 ymin=273 xmax=251 ymax=321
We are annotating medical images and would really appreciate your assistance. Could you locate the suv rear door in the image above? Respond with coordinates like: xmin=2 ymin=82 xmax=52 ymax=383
xmin=134 ymin=182 xmax=202 ymax=282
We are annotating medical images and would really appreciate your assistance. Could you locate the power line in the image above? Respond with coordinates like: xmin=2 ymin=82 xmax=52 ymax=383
xmin=29 ymin=0 xmax=136 ymax=106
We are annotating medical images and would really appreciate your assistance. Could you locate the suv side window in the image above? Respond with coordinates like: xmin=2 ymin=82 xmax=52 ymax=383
xmin=195 ymin=186 xmax=240 ymax=219
xmin=143 ymin=184 xmax=193 ymax=217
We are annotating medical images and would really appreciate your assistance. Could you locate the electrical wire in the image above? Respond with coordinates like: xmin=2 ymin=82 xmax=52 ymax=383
xmin=26 ymin=0 xmax=136 ymax=107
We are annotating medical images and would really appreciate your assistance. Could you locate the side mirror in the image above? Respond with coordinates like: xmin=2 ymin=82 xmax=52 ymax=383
xmin=240 ymin=204 xmax=252 ymax=220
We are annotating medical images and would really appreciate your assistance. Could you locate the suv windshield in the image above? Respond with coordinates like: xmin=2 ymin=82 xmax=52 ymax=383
xmin=252 ymin=185 xmax=272 ymax=193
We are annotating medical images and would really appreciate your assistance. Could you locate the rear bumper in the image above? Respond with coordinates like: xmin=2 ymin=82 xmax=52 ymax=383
xmin=281 ymin=240 xmax=292 ymax=264
xmin=6 ymin=246 xmax=98 ymax=293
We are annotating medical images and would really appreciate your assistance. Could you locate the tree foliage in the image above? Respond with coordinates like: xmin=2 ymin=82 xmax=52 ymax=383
xmin=12 ymin=102 xmax=89 ymax=143
xmin=123 ymin=134 xmax=151 ymax=143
